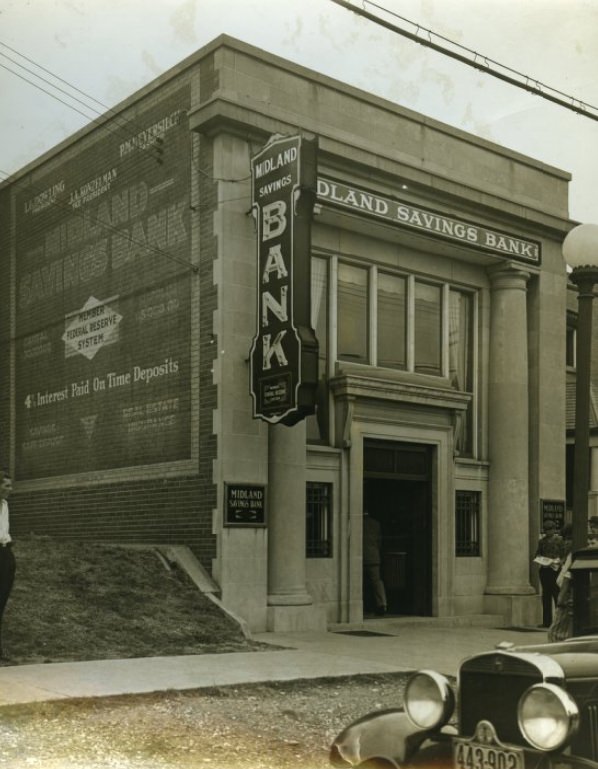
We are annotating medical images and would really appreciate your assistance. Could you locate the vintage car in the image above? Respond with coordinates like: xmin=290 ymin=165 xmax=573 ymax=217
xmin=330 ymin=546 xmax=598 ymax=769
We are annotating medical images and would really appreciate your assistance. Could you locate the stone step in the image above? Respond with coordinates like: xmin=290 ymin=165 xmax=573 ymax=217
xmin=331 ymin=614 xmax=508 ymax=633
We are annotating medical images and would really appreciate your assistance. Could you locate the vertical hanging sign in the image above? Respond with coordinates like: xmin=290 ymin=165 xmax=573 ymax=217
xmin=249 ymin=134 xmax=318 ymax=426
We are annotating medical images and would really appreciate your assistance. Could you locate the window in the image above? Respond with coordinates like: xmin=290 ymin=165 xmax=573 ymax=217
xmin=334 ymin=261 xmax=477 ymax=456
xmin=307 ymin=257 xmax=329 ymax=443
xmin=455 ymin=490 xmax=481 ymax=557
xmin=338 ymin=263 xmax=368 ymax=363
xmin=306 ymin=482 xmax=332 ymax=557
xmin=336 ymin=261 xmax=475 ymax=383
xmin=414 ymin=280 xmax=442 ymax=375
xmin=311 ymin=257 xmax=328 ymax=374
xmin=377 ymin=272 xmax=406 ymax=369
xmin=449 ymin=289 xmax=474 ymax=456
xmin=566 ymin=312 xmax=576 ymax=368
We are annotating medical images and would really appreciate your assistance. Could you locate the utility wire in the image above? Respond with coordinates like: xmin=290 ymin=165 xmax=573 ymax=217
xmin=0 ymin=39 xmax=180 ymax=170
xmin=0 ymin=50 xmax=139 ymax=141
xmin=330 ymin=0 xmax=598 ymax=123
xmin=0 ymin=61 xmax=110 ymax=130
xmin=0 ymin=40 xmax=252 ymax=184
xmin=0 ymin=61 xmax=165 ymax=176
xmin=0 ymin=39 xmax=136 ymax=121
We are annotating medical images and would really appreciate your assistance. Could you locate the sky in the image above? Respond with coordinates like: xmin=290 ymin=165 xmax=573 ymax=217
xmin=1 ymin=0 xmax=598 ymax=223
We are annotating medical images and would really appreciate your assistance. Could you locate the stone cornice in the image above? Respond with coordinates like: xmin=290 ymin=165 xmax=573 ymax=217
xmin=329 ymin=373 xmax=471 ymax=412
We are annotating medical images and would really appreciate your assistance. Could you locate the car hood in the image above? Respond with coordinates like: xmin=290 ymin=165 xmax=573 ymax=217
xmin=504 ymin=636 xmax=598 ymax=678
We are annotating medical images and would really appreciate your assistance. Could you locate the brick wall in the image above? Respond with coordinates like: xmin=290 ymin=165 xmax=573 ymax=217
xmin=2 ymin=69 xmax=219 ymax=571
xmin=9 ymin=476 xmax=214 ymax=566
xmin=0 ymin=185 xmax=10 ymax=471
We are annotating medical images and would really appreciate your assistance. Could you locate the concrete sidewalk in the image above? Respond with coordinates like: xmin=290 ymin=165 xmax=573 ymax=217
xmin=0 ymin=618 xmax=548 ymax=707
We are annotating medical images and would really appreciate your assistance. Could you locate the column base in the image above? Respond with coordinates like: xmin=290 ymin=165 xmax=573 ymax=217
xmin=484 ymin=592 xmax=541 ymax=627
xmin=267 ymin=604 xmax=328 ymax=632
xmin=268 ymin=590 xmax=313 ymax=606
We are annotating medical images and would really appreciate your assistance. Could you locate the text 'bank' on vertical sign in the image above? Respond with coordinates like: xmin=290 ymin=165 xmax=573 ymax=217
xmin=249 ymin=134 xmax=319 ymax=426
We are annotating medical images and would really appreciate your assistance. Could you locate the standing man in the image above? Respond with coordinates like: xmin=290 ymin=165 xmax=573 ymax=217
xmin=363 ymin=509 xmax=387 ymax=616
xmin=534 ymin=520 xmax=564 ymax=628
xmin=0 ymin=471 xmax=15 ymax=660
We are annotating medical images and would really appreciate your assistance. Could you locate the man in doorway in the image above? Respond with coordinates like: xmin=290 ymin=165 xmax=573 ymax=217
xmin=363 ymin=509 xmax=387 ymax=616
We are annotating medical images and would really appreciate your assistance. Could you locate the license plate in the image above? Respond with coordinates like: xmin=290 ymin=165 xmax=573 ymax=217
xmin=453 ymin=721 xmax=524 ymax=769
xmin=453 ymin=740 xmax=523 ymax=769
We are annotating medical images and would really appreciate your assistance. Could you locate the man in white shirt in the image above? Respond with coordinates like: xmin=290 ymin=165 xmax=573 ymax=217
xmin=0 ymin=471 xmax=15 ymax=660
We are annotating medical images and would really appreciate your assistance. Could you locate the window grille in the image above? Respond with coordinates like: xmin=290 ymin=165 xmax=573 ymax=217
xmin=455 ymin=490 xmax=481 ymax=557
xmin=306 ymin=482 xmax=332 ymax=558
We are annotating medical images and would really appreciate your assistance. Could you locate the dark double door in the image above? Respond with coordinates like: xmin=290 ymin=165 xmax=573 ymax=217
xmin=363 ymin=440 xmax=432 ymax=617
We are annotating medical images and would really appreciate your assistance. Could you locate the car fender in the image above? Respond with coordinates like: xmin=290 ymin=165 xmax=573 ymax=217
xmin=330 ymin=709 xmax=441 ymax=768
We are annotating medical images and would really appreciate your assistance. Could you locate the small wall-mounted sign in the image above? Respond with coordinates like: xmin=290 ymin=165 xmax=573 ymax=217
xmin=224 ymin=483 xmax=267 ymax=527
xmin=540 ymin=498 xmax=566 ymax=532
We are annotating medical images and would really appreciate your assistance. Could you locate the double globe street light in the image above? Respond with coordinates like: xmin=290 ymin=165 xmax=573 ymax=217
xmin=563 ymin=223 xmax=598 ymax=552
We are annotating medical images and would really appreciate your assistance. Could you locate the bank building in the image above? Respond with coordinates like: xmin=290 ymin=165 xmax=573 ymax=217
xmin=0 ymin=36 xmax=572 ymax=632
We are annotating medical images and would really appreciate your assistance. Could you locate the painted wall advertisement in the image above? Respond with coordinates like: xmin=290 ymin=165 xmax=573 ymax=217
xmin=14 ymin=87 xmax=192 ymax=479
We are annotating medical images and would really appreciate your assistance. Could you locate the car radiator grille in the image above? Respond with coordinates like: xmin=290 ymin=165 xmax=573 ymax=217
xmin=459 ymin=655 xmax=544 ymax=746
xmin=572 ymin=702 xmax=598 ymax=761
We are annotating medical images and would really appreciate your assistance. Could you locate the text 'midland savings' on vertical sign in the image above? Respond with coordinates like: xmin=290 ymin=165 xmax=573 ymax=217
xmin=249 ymin=134 xmax=318 ymax=426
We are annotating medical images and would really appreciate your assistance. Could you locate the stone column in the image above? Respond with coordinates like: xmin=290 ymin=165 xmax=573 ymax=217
xmin=485 ymin=264 xmax=536 ymax=624
xmin=267 ymin=420 xmax=326 ymax=631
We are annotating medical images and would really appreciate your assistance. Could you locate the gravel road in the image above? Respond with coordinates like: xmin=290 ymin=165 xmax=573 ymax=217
xmin=0 ymin=673 xmax=412 ymax=769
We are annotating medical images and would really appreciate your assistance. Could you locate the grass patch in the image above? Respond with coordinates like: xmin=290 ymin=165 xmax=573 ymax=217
xmin=3 ymin=536 xmax=264 ymax=665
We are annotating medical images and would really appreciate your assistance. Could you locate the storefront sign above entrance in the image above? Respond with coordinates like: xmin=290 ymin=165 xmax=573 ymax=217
xmin=249 ymin=134 xmax=319 ymax=426
xmin=317 ymin=178 xmax=541 ymax=266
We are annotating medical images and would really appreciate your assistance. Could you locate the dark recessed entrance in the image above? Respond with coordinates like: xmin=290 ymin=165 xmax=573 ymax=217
xmin=363 ymin=439 xmax=433 ymax=617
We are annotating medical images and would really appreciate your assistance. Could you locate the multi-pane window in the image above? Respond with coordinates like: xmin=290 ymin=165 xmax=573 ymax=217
xmin=455 ymin=490 xmax=481 ymax=557
xmin=306 ymin=481 xmax=332 ymax=558
xmin=333 ymin=260 xmax=476 ymax=456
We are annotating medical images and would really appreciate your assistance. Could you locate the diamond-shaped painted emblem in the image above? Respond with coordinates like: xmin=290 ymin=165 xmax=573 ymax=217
xmin=62 ymin=296 xmax=122 ymax=360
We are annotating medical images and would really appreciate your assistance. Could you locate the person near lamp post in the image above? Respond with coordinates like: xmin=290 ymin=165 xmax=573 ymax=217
xmin=534 ymin=520 xmax=564 ymax=628
xmin=0 ymin=471 xmax=15 ymax=661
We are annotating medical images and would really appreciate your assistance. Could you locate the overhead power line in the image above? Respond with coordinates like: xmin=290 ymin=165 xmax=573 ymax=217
xmin=0 ymin=40 xmax=251 ymax=185
xmin=330 ymin=0 xmax=598 ymax=123
xmin=0 ymin=51 xmax=165 ymax=173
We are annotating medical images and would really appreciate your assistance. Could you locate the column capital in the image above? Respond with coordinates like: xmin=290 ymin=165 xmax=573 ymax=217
xmin=487 ymin=262 xmax=531 ymax=291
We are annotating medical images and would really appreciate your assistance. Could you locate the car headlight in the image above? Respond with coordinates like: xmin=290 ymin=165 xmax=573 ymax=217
xmin=518 ymin=683 xmax=579 ymax=751
xmin=404 ymin=670 xmax=454 ymax=729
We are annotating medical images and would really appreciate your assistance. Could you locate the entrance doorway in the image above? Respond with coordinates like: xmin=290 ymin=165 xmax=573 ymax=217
xmin=363 ymin=440 xmax=433 ymax=617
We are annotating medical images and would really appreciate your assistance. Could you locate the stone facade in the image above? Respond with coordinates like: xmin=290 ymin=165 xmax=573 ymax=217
xmin=0 ymin=36 xmax=573 ymax=631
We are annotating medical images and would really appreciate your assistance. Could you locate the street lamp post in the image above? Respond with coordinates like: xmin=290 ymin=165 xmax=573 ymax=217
xmin=563 ymin=224 xmax=598 ymax=552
